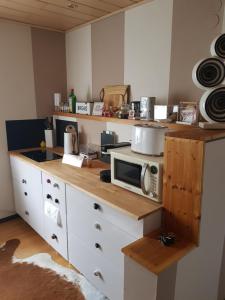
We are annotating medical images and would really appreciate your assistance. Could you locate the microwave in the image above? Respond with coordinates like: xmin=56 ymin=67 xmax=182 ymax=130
xmin=110 ymin=148 xmax=163 ymax=203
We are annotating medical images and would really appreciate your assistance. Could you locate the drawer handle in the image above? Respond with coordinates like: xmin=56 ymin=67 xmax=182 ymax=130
xmin=53 ymin=183 xmax=59 ymax=189
xmin=46 ymin=194 xmax=52 ymax=200
xmin=25 ymin=210 xmax=29 ymax=216
xmin=93 ymin=203 xmax=101 ymax=210
xmin=47 ymin=179 xmax=51 ymax=184
xmin=24 ymin=192 xmax=28 ymax=196
xmin=22 ymin=179 xmax=27 ymax=184
xmin=94 ymin=223 xmax=101 ymax=230
xmin=93 ymin=270 xmax=102 ymax=278
xmin=51 ymin=234 xmax=57 ymax=240
xmin=95 ymin=243 xmax=101 ymax=249
xmin=55 ymin=199 xmax=59 ymax=204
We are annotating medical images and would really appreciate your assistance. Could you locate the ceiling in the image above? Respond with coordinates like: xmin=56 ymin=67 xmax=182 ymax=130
xmin=0 ymin=0 xmax=145 ymax=31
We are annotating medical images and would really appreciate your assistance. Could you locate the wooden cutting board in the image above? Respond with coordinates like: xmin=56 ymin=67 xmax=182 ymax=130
xmin=100 ymin=85 xmax=130 ymax=109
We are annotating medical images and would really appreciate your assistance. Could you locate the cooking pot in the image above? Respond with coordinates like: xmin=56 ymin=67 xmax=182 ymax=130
xmin=131 ymin=124 xmax=167 ymax=155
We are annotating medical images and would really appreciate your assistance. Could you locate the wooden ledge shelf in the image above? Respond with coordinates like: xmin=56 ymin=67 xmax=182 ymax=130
xmin=165 ymin=128 xmax=225 ymax=142
xmin=122 ymin=230 xmax=195 ymax=275
xmin=54 ymin=112 xmax=225 ymax=141
xmin=53 ymin=112 xmax=197 ymax=130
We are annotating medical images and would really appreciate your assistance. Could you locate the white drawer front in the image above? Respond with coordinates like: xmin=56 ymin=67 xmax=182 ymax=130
xmin=69 ymin=234 xmax=123 ymax=300
xmin=67 ymin=204 xmax=135 ymax=266
xmin=10 ymin=158 xmax=43 ymax=237
xmin=66 ymin=184 xmax=144 ymax=238
xmin=10 ymin=156 xmax=39 ymax=184
xmin=12 ymin=179 xmax=30 ymax=221
xmin=44 ymin=215 xmax=68 ymax=259
xmin=42 ymin=172 xmax=65 ymax=201
xmin=42 ymin=185 xmax=66 ymax=219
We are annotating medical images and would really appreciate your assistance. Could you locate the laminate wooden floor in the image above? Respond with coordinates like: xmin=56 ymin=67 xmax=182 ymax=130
xmin=0 ymin=217 xmax=71 ymax=268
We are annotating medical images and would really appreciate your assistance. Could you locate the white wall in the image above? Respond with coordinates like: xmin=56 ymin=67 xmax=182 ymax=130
xmin=91 ymin=13 xmax=124 ymax=99
xmin=222 ymin=0 xmax=225 ymax=33
xmin=168 ymin=0 xmax=223 ymax=104
xmin=124 ymin=0 xmax=173 ymax=103
xmin=0 ymin=20 xmax=37 ymax=219
xmin=66 ymin=25 xmax=92 ymax=101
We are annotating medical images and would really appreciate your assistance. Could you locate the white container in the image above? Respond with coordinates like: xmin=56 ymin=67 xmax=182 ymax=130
xmin=64 ymin=132 xmax=73 ymax=154
xmin=44 ymin=129 xmax=55 ymax=148
xmin=131 ymin=124 xmax=167 ymax=156
xmin=54 ymin=93 xmax=61 ymax=111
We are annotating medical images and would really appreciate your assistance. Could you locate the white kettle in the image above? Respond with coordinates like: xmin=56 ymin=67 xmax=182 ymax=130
xmin=131 ymin=124 xmax=167 ymax=156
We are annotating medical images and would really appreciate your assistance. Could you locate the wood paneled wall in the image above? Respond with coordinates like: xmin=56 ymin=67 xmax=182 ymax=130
xmin=163 ymin=137 xmax=205 ymax=244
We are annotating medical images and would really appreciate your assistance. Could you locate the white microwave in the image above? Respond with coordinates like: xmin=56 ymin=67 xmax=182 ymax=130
xmin=110 ymin=148 xmax=163 ymax=203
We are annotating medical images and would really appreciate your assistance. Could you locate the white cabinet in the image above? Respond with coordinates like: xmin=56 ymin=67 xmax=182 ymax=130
xmin=10 ymin=157 xmax=68 ymax=259
xmin=10 ymin=155 xmax=161 ymax=300
xmin=10 ymin=156 xmax=43 ymax=237
xmin=66 ymin=184 xmax=160 ymax=300
xmin=69 ymin=233 xmax=124 ymax=300
xmin=42 ymin=173 xmax=68 ymax=260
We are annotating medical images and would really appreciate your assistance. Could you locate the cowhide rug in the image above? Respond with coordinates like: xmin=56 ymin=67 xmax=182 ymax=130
xmin=0 ymin=239 xmax=107 ymax=300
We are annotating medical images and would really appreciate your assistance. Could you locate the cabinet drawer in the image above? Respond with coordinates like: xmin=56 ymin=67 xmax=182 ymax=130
xmin=42 ymin=172 xmax=65 ymax=201
xmin=42 ymin=186 xmax=66 ymax=219
xmin=12 ymin=180 xmax=30 ymax=221
xmin=67 ymin=205 xmax=135 ymax=265
xmin=66 ymin=184 xmax=144 ymax=238
xmin=11 ymin=170 xmax=43 ymax=237
xmin=69 ymin=234 xmax=123 ymax=300
xmin=10 ymin=156 xmax=40 ymax=185
xmin=44 ymin=215 xmax=68 ymax=260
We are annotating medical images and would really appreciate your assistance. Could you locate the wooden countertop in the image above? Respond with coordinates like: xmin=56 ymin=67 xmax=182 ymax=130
xmin=122 ymin=230 xmax=195 ymax=275
xmin=9 ymin=148 xmax=162 ymax=220
xmin=166 ymin=128 xmax=225 ymax=141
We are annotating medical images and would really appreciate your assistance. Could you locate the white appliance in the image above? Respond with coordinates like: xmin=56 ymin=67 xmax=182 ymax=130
xmin=192 ymin=57 xmax=225 ymax=89
xmin=192 ymin=33 xmax=225 ymax=129
xmin=111 ymin=148 xmax=163 ymax=203
xmin=131 ymin=124 xmax=167 ymax=156
xmin=210 ymin=33 xmax=225 ymax=59
xmin=199 ymin=87 xmax=225 ymax=123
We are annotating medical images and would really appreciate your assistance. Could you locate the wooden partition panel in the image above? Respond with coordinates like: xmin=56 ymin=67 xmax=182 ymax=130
xmin=163 ymin=137 xmax=205 ymax=244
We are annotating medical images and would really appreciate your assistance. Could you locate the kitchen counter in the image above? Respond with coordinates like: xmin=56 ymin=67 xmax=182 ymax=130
xmin=9 ymin=148 xmax=162 ymax=220
xmin=165 ymin=127 xmax=225 ymax=141
xmin=122 ymin=229 xmax=195 ymax=275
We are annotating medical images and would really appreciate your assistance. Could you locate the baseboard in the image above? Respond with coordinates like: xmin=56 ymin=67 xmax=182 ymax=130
xmin=0 ymin=214 xmax=19 ymax=223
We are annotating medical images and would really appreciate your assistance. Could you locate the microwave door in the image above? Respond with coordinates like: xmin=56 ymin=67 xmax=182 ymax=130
xmin=114 ymin=159 xmax=142 ymax=188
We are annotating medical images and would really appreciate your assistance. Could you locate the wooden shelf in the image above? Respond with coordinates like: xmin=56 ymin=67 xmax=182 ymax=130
xmin=122 ymin=229 xmax=195 ymax=275
xmin=53 ymin=112 xmax=197 ymax=130
xmin=55 ymin=112 xmax=225 ymax=141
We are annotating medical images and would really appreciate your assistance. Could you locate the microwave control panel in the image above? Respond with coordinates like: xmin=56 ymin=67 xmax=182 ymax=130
xmin=148 ymin=163 xmax=162 ymax=202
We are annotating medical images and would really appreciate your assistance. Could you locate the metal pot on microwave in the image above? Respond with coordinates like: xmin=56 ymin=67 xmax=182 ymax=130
xmin=131 ymin=124 xmax=167 ymax=156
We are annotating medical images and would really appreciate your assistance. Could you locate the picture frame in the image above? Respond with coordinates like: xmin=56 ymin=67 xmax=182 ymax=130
xmin=176 ymin=101 xmax=199 ymax=125
xmin=92 ymin=102 xmax=104 ymax=116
